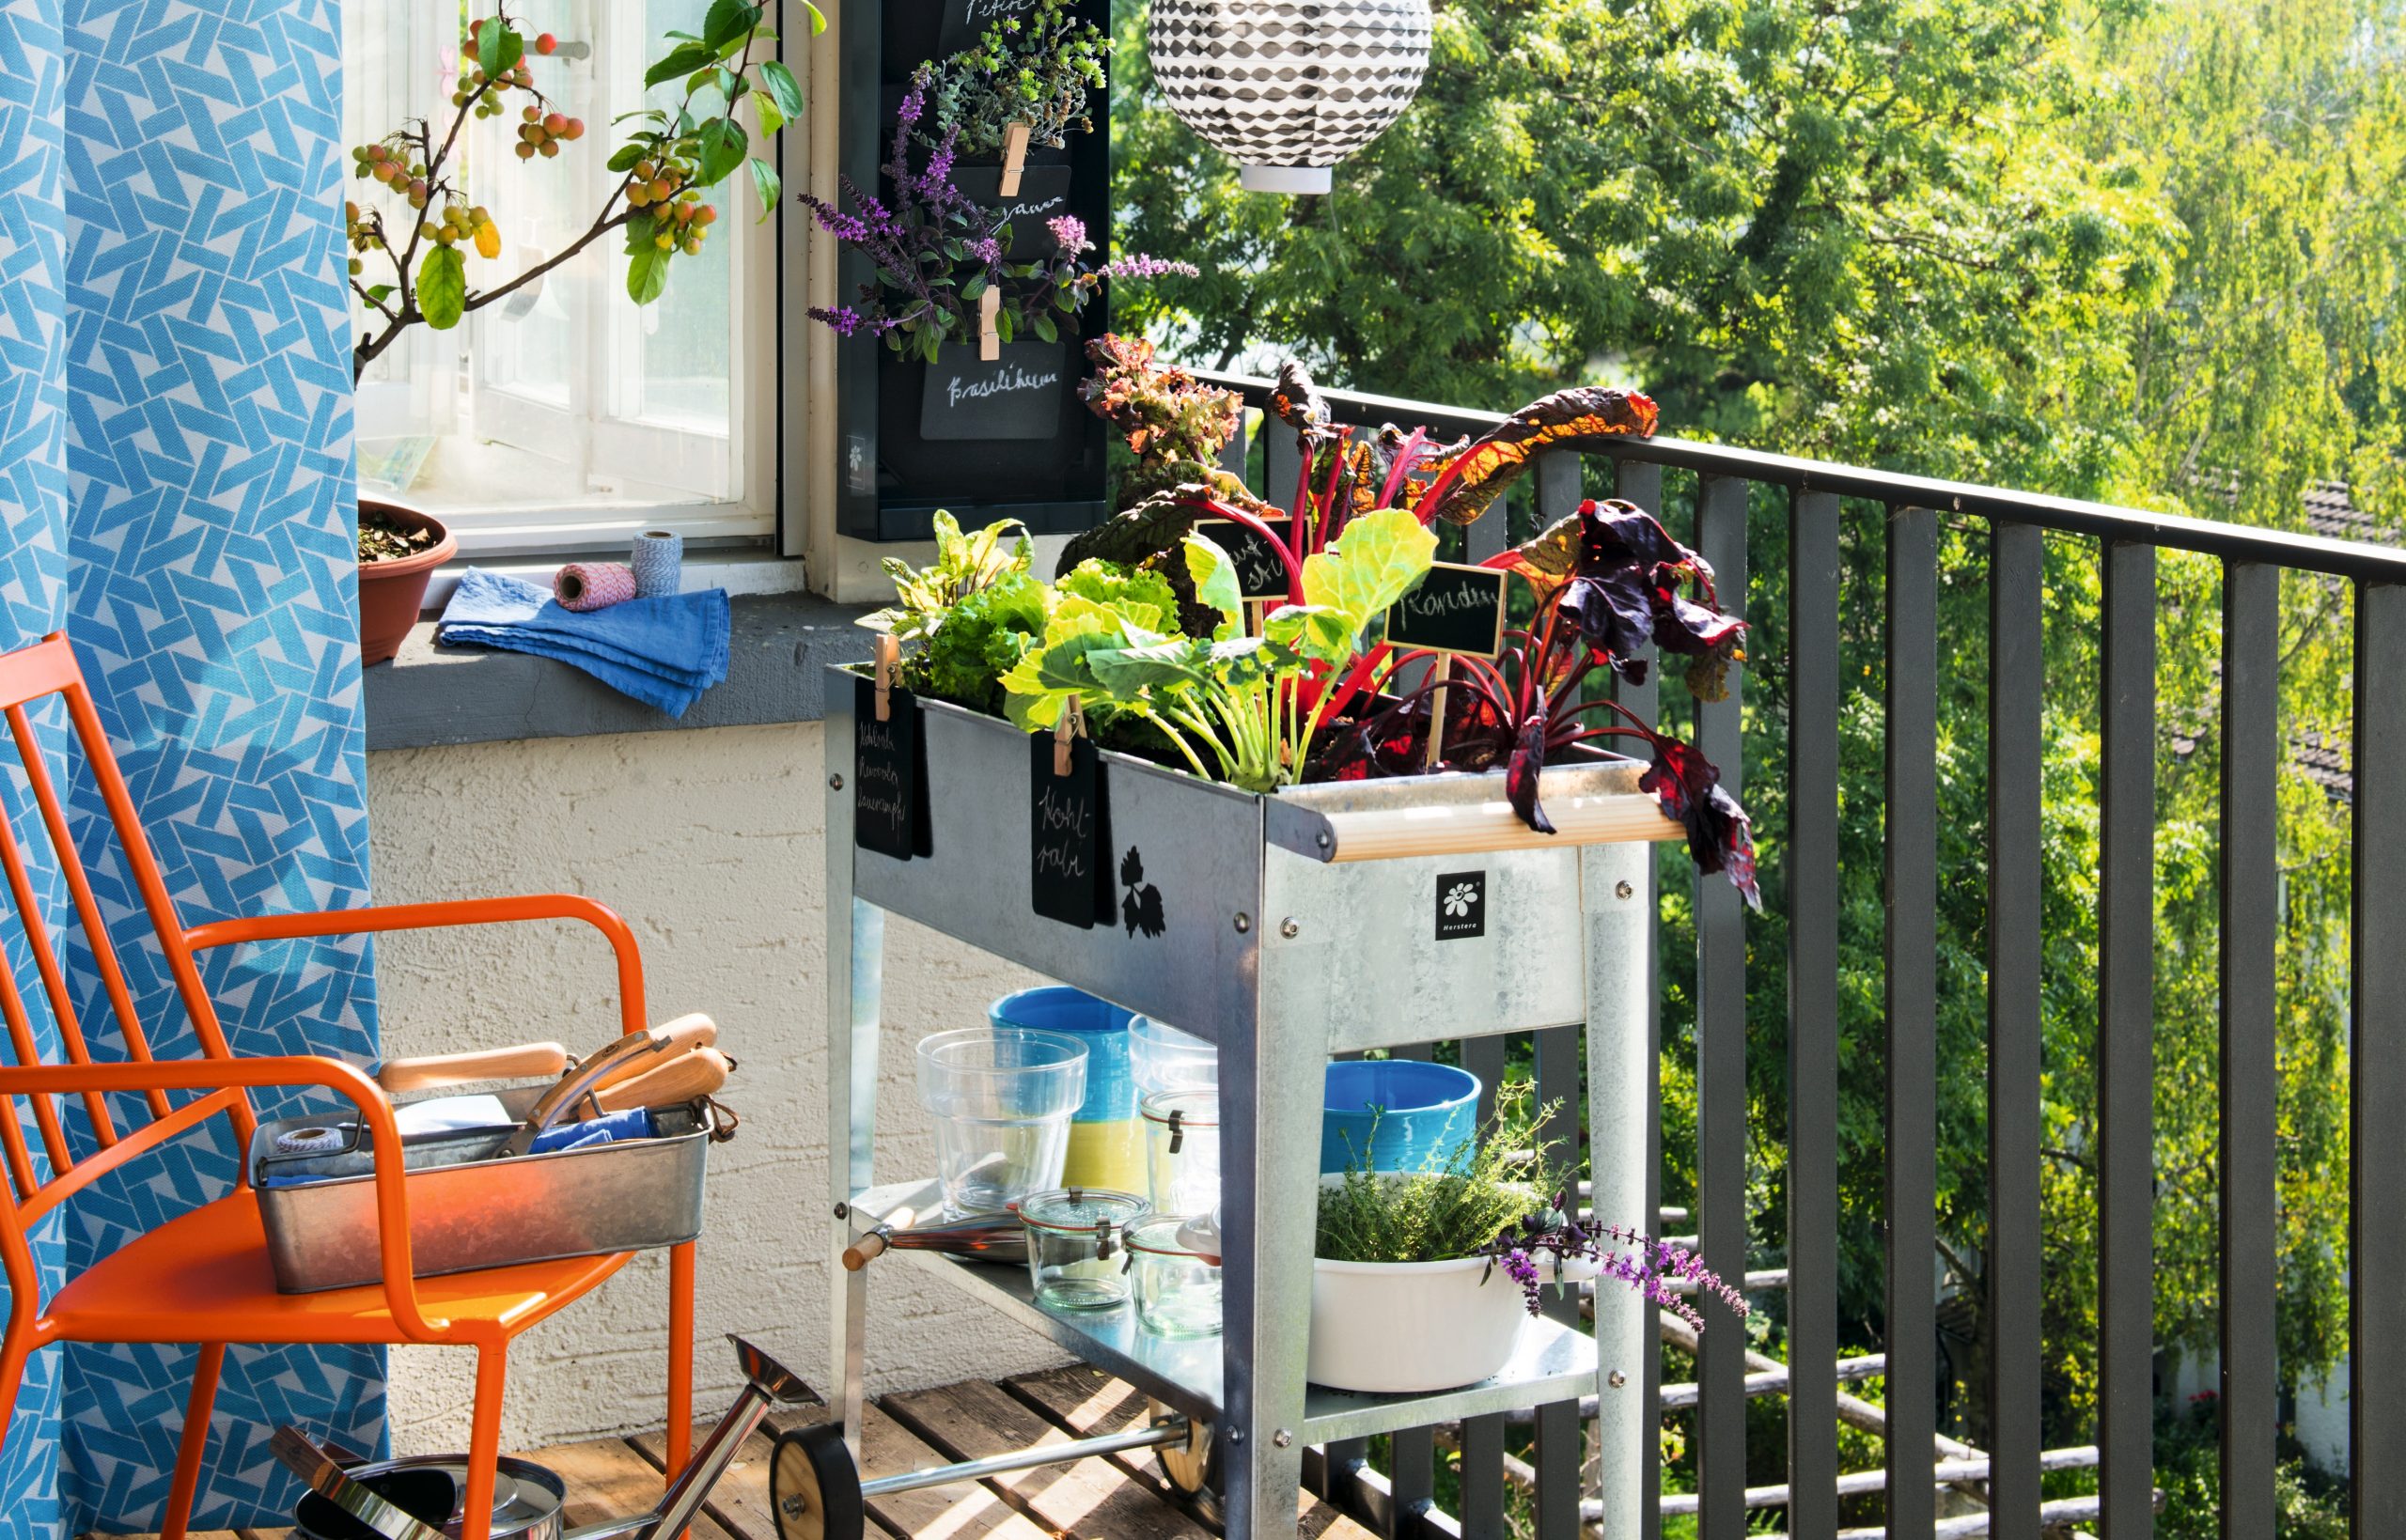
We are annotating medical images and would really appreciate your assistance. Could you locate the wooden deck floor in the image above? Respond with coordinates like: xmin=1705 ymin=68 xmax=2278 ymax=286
xmin=121 ymin=1367 xmax=1376 ymax=1540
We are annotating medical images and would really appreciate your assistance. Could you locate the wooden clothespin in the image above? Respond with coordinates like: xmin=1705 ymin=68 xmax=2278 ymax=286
xmin=1054 ymin=694 xmax=1084 ymax=776
xmin=873 ymin=633 xmax=899 ymax=722
xmin=979 ymin=286 xmax=1002 ymax=363
xmin=999 ymin=120 xmax=1031 ymax=197
xmin=1423 ymin=657 xmax=1452 ymax=770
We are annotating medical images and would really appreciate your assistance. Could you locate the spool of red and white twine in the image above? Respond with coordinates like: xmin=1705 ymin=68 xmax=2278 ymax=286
xmin=555 ymin=561 xmax=637 ymax=612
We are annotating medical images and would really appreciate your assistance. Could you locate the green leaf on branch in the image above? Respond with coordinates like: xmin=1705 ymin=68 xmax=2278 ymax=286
xmin=695 ymin=117 xmax=748 ymax=185
xmin=623 ymin=212 xmax=657 ymax=254
xmin=607 ymin=142 xmax=648 ymax=172
xmin=418 ymin=245 xmax=467 ymax=329
xmin=748 ymin=156 xmax=780 ymax=221
xmin=646 ymin=39 xmax=717 ymax=88
xmin=759 ymin=59 xmax=805 ymax=121
xmin=477 ymin=21 xmax=523 ymax=81
xmin=1182 ymin=536 xmax=1243 ymax=632
xmin=1031 ymin=312 xmax=1058 ymax=344
xmin=364 ymin=283 xmax=395 ymax=303
xmin=628 ymin=241 xmax=672 ymax=304
xmin=996 ymin=307 xmax=1016 ymax=344
xmin=752 ymin=91 xmax=783 ymax=137
xmin=958 ymin=272 xmax=987 ymax=301
xmin=799 ymin=1 xmax=827 ymax=34
xmin=704 ymin=0 xmax=761 ymax=50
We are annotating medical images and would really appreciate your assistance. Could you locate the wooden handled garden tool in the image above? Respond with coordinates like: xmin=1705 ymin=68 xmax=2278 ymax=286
xmin=580 ymin=1046 xmax=731 ymax=1117
xmin=372 ymin=1041 xmax=569 ymax=1094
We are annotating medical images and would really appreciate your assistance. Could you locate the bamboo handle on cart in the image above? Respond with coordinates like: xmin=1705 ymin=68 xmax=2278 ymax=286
xmin=1305 ymin=793 xmax=1686 ymax=864
xmin=376 ymin=1041 xmax=569 ymax=1094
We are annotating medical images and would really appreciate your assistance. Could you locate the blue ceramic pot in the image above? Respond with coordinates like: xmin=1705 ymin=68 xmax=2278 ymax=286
xmin=1320 ymin=1060 xmax=1481 ymax=1174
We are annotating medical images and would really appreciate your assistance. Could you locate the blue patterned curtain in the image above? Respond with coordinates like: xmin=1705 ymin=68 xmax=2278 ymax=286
xmin=0 ymin=1 xmax=384 ymax=1534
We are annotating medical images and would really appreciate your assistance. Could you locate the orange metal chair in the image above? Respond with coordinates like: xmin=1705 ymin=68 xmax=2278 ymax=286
xmin=0 ymin=633 xmax=695 ymax=1540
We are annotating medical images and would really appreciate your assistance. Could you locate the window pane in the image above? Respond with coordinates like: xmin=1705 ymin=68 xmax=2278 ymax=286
xmin=342 ymin=0 xmax=766 ymax=547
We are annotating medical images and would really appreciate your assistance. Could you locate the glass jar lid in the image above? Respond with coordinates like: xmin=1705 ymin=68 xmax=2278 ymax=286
xmin=1017 ymin=1188 xmax=1148 ymax=1233
xmin=1138 ymin=1089 xmax=1219 ymax=1128
xmin=1124 ymin=1214 xmax=1219 ymax=1258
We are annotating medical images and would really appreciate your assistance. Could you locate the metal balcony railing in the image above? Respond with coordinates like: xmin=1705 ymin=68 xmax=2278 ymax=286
xmin=1190 ymin=367 xmax=2406 ymax=1540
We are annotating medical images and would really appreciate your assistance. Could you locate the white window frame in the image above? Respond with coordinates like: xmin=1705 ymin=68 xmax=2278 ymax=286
xmin=345 ymin=0 xmax=788 ymax=560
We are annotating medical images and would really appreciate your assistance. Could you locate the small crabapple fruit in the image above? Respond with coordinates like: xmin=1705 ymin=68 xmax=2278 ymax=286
xmin=535 ymin=32 xmax=557 ymax=54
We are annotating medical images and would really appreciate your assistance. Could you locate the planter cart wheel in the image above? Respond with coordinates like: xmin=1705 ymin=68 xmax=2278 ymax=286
xmin=1150 ymin=1398 xmax=1212 ymax=1496
xmin=771 ymin=1424 xmax=866 ymax=1540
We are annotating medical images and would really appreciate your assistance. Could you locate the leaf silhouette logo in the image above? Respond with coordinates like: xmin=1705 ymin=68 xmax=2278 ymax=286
xmin=1120 ymin=846 xmax=1165 ymax=938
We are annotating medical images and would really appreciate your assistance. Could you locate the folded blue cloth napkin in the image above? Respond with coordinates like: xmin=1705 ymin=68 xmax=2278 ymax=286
xmin=435 ymin=568 xmax=730 ymax=716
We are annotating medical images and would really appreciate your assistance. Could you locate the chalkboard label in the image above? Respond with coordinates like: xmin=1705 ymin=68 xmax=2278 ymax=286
xmin=951 ymin=166 xmax=1073 ymax=260
xmin=921 ymin=342 xmax=1066 ymax=442
xmin=1386 ymin=562 xmax=1508 ymax=658
xmin=1030 ymin=734 xmax=1108 ymax=927
xmin=854 ymin=675 xmax=922 ymax=861
xmin=1191 ymin=518 xmax=1291 ymax=601
xmin=937 ymin=0 xmax=1040 ymax=54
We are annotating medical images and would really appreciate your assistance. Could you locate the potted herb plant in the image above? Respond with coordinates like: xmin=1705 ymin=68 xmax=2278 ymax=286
xmin=919 ymin=0 xmax=1109 ymax=259
xmin=1310 ymin=1091 xmax=1743 ymax=1394
xmin=803 ymin=75 xmax=1195 ymax=446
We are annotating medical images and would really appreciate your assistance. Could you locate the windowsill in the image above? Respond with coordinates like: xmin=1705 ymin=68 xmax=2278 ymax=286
xmin=364 ymin=583 xmax=880 ymax=751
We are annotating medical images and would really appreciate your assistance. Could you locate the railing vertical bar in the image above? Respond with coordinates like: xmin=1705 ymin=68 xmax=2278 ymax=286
xmin=1457 ymin=1412 xmax=1508 ymax=1540
xmin=1533 ymin=1017 xmax=1583 ymax=1540
xmin=1785 ymin=488 xmax=1841 ymax=1540
xmin=1986 ymin=521 xmax=2045 ymax=1536
xmin=1390 ymin=1425 xmax=1436 ymax=1540
xmin=1221 ymin=405 xmax=1252 ymax=488
xmin=2216 ymin=561 xmax=2278 ymax=1537
xmin=1612 ymin=457 xmax=1664 ymax=1540
xmin=1460 ymin=1027 xmax=1509 ymax=1540
xmin=2098 ymin=539 xmax=2157 ymax=1538
xmin=1266 ymin=418 xmax=1303 ymax=522
xmin=1462 ymin=1035 xmax=1507 ymax=1128
xmin=1693 ymin=473 xmax=1749 ymax=1540
xmin=2351 ymin=581 xmax=2406 ymax=1532
xmin=1883 ymin=505 xmax=1939 ymax=1539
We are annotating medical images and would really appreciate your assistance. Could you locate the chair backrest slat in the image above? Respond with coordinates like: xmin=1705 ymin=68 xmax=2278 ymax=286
xmin=0 ymin=783 xmax=118 ymax=1146
xmin=6 ymin=702 xmax=171 ymax=1121
xmin=61 ymin=677 xmax=245 ymax=1081
xmin=0 ymin=636 xmax=254 ymax=1243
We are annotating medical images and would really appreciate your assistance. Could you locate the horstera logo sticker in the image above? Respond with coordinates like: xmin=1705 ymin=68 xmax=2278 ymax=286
xmin=1435 ymin=870 xmax=1487 ymax=940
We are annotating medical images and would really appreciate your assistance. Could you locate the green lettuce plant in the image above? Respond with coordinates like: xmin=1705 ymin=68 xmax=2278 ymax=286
xmin=1001 ymin=506 xmax=1438 ymax=791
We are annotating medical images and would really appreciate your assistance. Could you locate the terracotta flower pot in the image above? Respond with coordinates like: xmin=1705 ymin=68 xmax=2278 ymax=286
xmin=356 ymin=500 xmax=456 ymax=665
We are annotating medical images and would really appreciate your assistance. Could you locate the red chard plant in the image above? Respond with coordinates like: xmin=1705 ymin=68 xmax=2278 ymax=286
xmin=1058 ymin=339 xmax=1760 ymax=906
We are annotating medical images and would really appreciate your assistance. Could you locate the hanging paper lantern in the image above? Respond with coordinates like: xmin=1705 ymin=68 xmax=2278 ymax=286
xmin=1148 ymin=0 xmax=1432 ymax=194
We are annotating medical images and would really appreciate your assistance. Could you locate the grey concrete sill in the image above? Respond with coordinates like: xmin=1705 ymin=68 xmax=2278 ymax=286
xmin=365 ymin=589 xmax=879 ymax=751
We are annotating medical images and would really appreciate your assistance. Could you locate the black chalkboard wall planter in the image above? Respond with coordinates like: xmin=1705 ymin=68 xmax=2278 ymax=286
xmin=833 ymin=0 xmax=1112 ymax=542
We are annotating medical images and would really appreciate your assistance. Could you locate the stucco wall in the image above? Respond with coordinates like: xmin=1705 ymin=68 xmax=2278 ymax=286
xmin=366 ymin=720 xmax=1069 ymax=1455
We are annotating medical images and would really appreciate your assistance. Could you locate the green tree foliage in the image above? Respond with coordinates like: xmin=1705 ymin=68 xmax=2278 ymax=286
xmin=1113 ymin=0 xmax=2406 ymax=1469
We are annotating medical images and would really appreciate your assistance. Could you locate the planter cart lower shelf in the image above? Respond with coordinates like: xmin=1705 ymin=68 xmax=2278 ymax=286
xmin=816 ymin=676 xmax=1680 ymax=1540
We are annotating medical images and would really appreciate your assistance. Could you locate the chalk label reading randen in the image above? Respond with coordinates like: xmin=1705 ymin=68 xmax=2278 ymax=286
xmin=1385 ymin=562 xmax=1509 ymax=658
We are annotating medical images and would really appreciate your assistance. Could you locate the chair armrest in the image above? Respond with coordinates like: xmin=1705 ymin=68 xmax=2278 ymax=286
xmin=0 ymin=1056 xmax=447 ymax=1342
xmin=184 ymin=895 xmax=648 ymax=1037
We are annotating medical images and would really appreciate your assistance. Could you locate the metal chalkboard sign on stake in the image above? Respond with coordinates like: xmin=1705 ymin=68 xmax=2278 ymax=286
xmin=1385 ymin=562 xmax=1508 ymax=768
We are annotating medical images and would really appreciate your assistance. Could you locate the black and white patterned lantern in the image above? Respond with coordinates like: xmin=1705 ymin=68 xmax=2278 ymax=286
xmin=1148 ymin=0 xmax=1432 ymax=194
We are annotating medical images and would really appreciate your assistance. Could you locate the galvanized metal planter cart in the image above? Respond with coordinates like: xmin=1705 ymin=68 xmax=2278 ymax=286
xmin=805 ymin=674 xmax=1677 ymax=1539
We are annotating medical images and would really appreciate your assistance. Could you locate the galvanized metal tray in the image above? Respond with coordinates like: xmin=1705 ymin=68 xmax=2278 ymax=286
xmin=252 ymin=1086 xmax=711 ymax=1293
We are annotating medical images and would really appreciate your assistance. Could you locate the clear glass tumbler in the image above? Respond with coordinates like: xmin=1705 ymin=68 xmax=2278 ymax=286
xmin=1141 ymin=1089 xmax=1220 ymax=1217
xmin=1018 ymin=1188 xmax=1148 ymax=1311
xmin=1126 ymin=1215 xmax=1223 ymax=1339
xmin=1130 ymin=1016 xmax=1216 ymax=1097
xmin=915 ymin=1028 xmax=1087 ymax=1216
